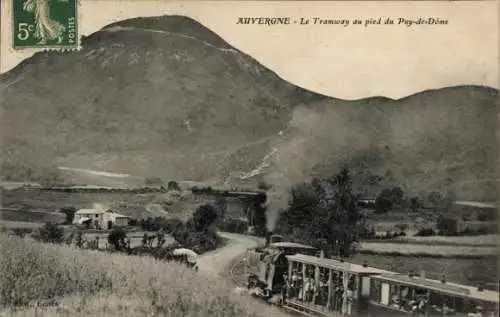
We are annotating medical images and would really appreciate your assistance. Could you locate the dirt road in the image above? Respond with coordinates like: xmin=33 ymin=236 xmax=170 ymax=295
xmin=197 ymin=232 xmax=262 ymax=277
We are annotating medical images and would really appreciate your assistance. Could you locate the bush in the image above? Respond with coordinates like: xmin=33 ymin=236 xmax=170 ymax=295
xmin=33 ymin=222 xmax=65 ymax=244
xmin=436 ymin=216 xmax=459 ymax=235
xmin=415 ymin=228 xmax=436 ymax=237
xmin=374 ymin=189 xmax=393 ymax=213
xmin=395 ymin=223 xmax=409 ymax=232
xmin=192 ymin=204 xmax=218 ymax=231
xmin=58 ymin=206 xmax=77 ymax=224
xmin=108 ymin=227 xmax=128 ymax=251
xmin=129 ymin=218 xmax=139 ymax=227
xmin=172 ymin=225 xmax=221 ymax=254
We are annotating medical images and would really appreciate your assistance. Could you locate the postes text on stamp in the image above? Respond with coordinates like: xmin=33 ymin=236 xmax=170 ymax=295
xmin=12 ymin=0 xmax=78 ymax=49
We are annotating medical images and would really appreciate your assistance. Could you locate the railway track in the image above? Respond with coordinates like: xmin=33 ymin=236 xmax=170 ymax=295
xmin=229 ymin=255 xmax=248 ymax=288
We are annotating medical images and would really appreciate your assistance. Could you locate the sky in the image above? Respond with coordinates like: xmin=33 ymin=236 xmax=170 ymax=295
xmin=1 ymin=0 xmax=498 ymax=99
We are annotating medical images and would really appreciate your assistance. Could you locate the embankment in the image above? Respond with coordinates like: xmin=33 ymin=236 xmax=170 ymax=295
xmin=0 ymin=233 xmax=287 ymax=317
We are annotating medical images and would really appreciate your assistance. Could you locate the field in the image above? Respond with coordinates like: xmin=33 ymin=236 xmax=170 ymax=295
xmin=1 ymin=188 xmax=212 ymax=223
xmin=0 ymin=220 xmax=46 ymax=230
xmin=358 ymin=241 xmax=497 ymax=256
xmin=350 ymin=253 xmax=498 ymax=288
xmin=0 ymin=233 xmax=286 ymax=317
xmin=0 ymin=207 xmax=65 ymax=224
xmin=391 ymin=234 xmax=499 ymax=246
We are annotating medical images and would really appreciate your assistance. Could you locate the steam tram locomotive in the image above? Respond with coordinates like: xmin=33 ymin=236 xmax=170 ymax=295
xmin=244 ymin=235 xmax=499 ymax=317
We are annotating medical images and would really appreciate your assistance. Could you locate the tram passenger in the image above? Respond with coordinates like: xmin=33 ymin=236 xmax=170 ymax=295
xmin=317 ymin=273 xmax=329 ymax=306
xmin=304 ymin=275 xmax=316 ymax=302
xmin=346 ymin=287 xmax=354 ymax=315
xmin=290 ymin=269 xmax=300 ymax=298
xmin=334 ymin=285 xmax=344 ymax=312
xmin=282 ymin=273 xmax=289 ymax=302
xmin=468 ymin=305 xmax=484 ymax=317
xmin=331 ymin=273 xmax=341 ymax=311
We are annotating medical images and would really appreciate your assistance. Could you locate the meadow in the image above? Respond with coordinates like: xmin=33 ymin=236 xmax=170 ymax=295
xmin=350 ymin=253 xmax=498 ymax=289
xmin=1 ymin=188 xmax=210 ymax=223
xmin=358 ymin=242 xmax=498 ymax=256
xmin=0 ymin=234 xmax=287 ymax=317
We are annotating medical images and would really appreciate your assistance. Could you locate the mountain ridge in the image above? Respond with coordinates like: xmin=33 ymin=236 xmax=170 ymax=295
xmin=0 ymin=15 xmax=497 ymax=201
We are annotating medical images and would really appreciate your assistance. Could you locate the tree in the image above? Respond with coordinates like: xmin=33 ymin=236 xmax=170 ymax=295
xmin=75 ymin=230 xmax=84 ymax=248
xmin=167 ymin=181 xmax=181 ymax=191
xmin=324 ymin=167 xmax=363 ymax=256
xmin=107 ymin=227 xmax=128 ymax=251
xmin=427 ymin=191 xmax=443 ymax=207
xmin=390 ymin=187 xmax=405 ymax=206
xmin=374 ymin=186 xmax=405 ymax=213
xmin=59 ymin=206 xmax=77 ymax=224
xmin=37 ymin=222 xmax=65 ymax=244
xmin=191 ymin=204 xmax=218 ymax=231
xmin=281 ymin=167 xmax=363 ymax=257
xmin=409 ymin=197 xmax=422 ymax=213
xmin=375 ymin=189 xmax=394 ymax=214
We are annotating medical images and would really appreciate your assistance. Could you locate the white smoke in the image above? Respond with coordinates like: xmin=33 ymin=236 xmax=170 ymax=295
xmin=145 ymin=203 xmax=168 ymax=216
xmin=263 ymin=105 xmax=371 ymax=232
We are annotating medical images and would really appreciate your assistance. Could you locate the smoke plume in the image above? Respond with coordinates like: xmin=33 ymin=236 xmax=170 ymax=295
xmin=263 ymin=104 xmax=371 ymax=231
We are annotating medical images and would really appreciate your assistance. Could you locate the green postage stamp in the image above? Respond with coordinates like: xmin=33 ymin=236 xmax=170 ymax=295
xmin=12 ymin=0 xmax=79 ymax=49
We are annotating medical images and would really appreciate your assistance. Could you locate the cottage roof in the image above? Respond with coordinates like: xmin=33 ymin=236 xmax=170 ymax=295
xmin=75 ymin=208 xmax=110 ymax=215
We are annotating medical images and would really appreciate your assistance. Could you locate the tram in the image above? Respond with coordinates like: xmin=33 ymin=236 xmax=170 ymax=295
xmin=244 ymin=239 xmax=499 ymax=317
xmin=367 ymin=273 xmax=499 ymax=317
xmin=283 ymin=253 xmax=391 ymax=316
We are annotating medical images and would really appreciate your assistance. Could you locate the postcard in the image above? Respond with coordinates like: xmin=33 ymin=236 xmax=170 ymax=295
xmin=0 ymin=1 xmax=498 ymax=316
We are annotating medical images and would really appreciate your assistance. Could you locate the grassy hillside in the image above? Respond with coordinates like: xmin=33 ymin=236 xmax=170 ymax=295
xmin=0 ymin=234 xmax=284 ymax=316
xmin=1 ymin=15 xmax=497 ymax=201
xmin=0 ymin=188 xmax=211 ymax=221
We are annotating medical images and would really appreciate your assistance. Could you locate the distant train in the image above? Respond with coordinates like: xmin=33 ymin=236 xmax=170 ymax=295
xmin=243 ymin=234 xmax=499 ymax=317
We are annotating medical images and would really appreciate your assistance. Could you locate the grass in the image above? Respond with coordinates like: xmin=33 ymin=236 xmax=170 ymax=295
xmin=0 ymin=234 xmax=285 ymax=317
xmin=358 ymin=241 xmax=497 ymax=257
xmin=350 ymin=253 xmax=498 ymax=288
xmin=387 ymin=234 xmax=499 ymax=246
xmin=0 ymin=221 xmax=45 ymax=230
xmin=1 ymin=189 xmax=201 ymax=221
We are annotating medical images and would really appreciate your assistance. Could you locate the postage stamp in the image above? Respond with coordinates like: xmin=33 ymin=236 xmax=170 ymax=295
xmin=12 ymin=0 xmax=79 ymax=50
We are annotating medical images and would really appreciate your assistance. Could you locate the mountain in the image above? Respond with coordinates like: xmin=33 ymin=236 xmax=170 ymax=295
xmin=0 ymin=15 xmax=497 ymax=201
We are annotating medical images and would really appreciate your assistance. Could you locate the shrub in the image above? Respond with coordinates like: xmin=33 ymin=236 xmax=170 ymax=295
xmin=107 ymin=227 xmax=128 ymax=251
xmin=159 ymin=218 xmax=184 ymax=234
xmin=415 ymin=228 xmax=436 ymax=237
xmin=172 ymin=225 xmax=221 ymax=254
xmin=395 ymin=223 xmax=409 ymax=232
xmin=58 ymin=206 xmax=77 ymax=224
xmin=192 ymin=204 xmax=218 ymax=231
xmin=129 ymin=218 xmax=139 ymax=227
xmin=33 ymin=222 xmax=65 ymax=244
xmin=436 ymin=216 xmax=459 ymax=235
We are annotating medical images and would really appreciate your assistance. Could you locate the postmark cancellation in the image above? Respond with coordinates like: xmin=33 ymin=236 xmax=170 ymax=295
xmin=12 ymin=0 xmax=80 ymax=50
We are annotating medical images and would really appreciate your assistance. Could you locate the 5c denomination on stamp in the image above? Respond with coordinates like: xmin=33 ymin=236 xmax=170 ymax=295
xmin=12 ymin=0 xmax=79 ymax=50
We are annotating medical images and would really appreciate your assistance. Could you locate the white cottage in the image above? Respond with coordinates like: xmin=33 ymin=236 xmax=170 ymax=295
xmin=73 ymin=208 xmax=130 ymax=230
